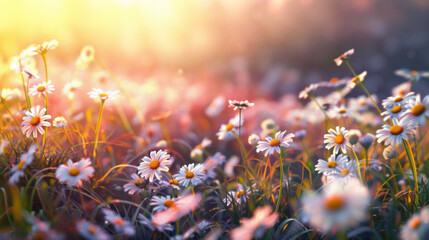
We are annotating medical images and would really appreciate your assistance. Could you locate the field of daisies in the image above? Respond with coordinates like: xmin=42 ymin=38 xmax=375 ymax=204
xmin=1 ymin=40 xmax=429 ymax=240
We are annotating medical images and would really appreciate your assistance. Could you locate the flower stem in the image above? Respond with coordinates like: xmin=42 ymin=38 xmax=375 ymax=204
xmin=351 ymin=148 xmax=363 ymax=182
xmin=403 ymin=139 xmax=419 ymax=194
xmin=40 ymin=53 xmax=49 ymax=160
xmin=1 ymin=100 xmax=20 ymax=127
xmin=343 ymin=60 xmax=382 ymax=115
xmin=93 ymin=100 xmax=105 ymax=159
xmin=275 ymin=153 xmax=283 ymax=214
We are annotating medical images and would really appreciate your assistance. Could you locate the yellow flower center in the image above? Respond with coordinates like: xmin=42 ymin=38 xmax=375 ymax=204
xmin=99 ymin=93 xmax=108 ymax=98
xmin=394 ymin=97 xmax=403 ymax=102
xmin=340 ymin=169 xmax=349 ymax=177
xmin=399 ymin=89 xmax=405 ymax=95
xmin=236 ymin=190 xmax=245 ymax=199
xmin=324 ymin=194 xmax=345 ymax=211
xmin=37 ymin=86 xmax=46 ymax=92
xmin=185 ymin=171 xmax=194 ymax=179
xmin=17 ymin=160 xmax=26 ymax=170
xmin=338 ymin=109 xmax=346 ymax=114
xmin=352 ymin=76 xmax=361 ymax=83
xmin=69 ymin=167 xmax=80 ymax=176
xmin=391 ymin=105 xmax=402 ymax=114
xmin=164 ymin=199 xmax=175 ymax=208
xmin=411 ymin=70 xmax=418 ymax=76
xmin=149 ymin=160 xmax=160 ymax=169
xmin=327 ymin=161 xmax=337 ymax=168
xmin=330 ymin=77 xmax=339 ymax=83
xmin=269 ymin=139 xmax=281 ymax=147
xmin=87 ymin=225 xmax=97 ymax=235
xmin=30 ymin=116 xmax=41 ymax=126
xmin=113 ymin=218 xmax=124 ymax=226
xmin=135 ymin=178 xmax=145 ymax=186
xmin=334 ymin=134 xmax=345 ymax=144
xmin=225 ymin=124 xmax=234 ymax=132
xmin=169 ymin=179 xmax=178 ymax=185
xmin=411 ymin=104 xmax=426 ymax=116
xmin=411 ymin=218 xmax=421 ymax=229
xmin=390 ymin=125 xmax=403 ymax=135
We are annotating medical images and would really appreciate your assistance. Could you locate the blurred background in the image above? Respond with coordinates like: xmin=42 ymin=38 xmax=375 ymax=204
xmin=1 ymin=0 xmax=429 ymax=104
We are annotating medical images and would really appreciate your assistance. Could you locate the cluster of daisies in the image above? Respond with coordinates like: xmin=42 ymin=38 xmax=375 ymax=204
xmin=4 ymin=40 xmax=429 ymax=240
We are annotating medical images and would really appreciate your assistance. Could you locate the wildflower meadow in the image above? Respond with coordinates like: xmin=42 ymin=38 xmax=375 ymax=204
xmin=1 ymin=1 xmax=429 ymax=239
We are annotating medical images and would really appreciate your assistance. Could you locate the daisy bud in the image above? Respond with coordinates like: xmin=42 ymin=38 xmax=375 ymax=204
xmin=383 ymin=146 xmax=398 ymax=160
xmin=347 ymin=129 xmax=362 ymax=145
xmin=359 ymin=133 xmax=375 ymax=149
xmin=248 ymin=134 xmax=260 ymax=146
xmin=261 ymin=119 xmax=277 ymax=132
xmin=295 ymin=130 xmax=307 ymax=140
xmin=190 ymin=148 xmax=203 ymax=161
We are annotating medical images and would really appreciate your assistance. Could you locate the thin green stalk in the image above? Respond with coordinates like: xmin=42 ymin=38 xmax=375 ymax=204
xmin=351 ymin=148 xmax=363 ymax=182
xmin=275 ymin=153 xmax=284 ymax=214
xmin=93 ymin=100 xmax=105 ymax=159
xmin=343 ymin=60 xmax=382 ymax=115
xmin=18 ymin=60 xmax=31 ymax=110
xmin=403 ymin=139 xmax=419 ymax=194
xmin=40 ymin=53 xmax=49 ymax=159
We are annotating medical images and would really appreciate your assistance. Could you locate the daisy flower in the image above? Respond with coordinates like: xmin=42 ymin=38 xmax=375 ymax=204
xmin=53 ymin=116 xmax=67 ymax=128
xmin=88 ymin=88 xmax=119 ymax=102
xmin=139 ymin=214 xmax=174 ymax=232
xmin=382 ymin=92 xmax=415 ymax=111
xmin=348 ymin=95 xmax=376 ymax=113
xmin=173 ymin=163 xmax=205 ymax=187
xmin=327 ymin=161 xmax=357 ymax=185
xmin=205 ymin=96 xmax=225 ymax=117
xmin=224 ymin=155 xmax=240 ymax=178
xmin=102 ymin=209 xmax=135 ymax=236
xmin=55 ymin=158 xmax=95 ymax=187
xmin=63 ymin=79 xmax=82 ymax=100
xmin=76 ymin=46 xmax=95 ymax=69
xmin=329 ymin=105 xmax=352 ymax=119
xmin=260 ymin=118 xmax=278 ymax=138
xmin=203 ymin=152 xmax=226 ymax=179
xmin=381 ymin=101 xmax=410 ymax=122
xmin=248 ymin=134 xmax=260 ymax=146
xmin=27 ymin=40 xmax=59 ymax=55
xmin=224 ymin=187 xmax=251 ymax=206
xmin=216 ymin=115 xmax=241 ymax=141
xmin=138 ymin=150 xmax=172 ymax=182
xmin=29 ymin=81 xmax=55 ymax=97
xmin=301 ymin=178 xmax=370 ymax=234
xmin=359 ymin=133 xmax=375 ymax=150
xmin=324 ymin=126 xmax=352 ymax=154
xmin=1 ymin=88 xmax=21 ymax=102
xmin=9 ymin=145 xmax=37 ymax=184
xmin=230 ymin=206 xmax=278 ymax=240
xmin=402 ymin=94 xmax=429 ymax=126
xmin=395 ymin=69 xmax=429 ymax=82
xmin=153 ymin=194 xmax=201 ymax=225
xmin=29 ymin=218 xmax=64 ymax=240
xmin=376 ymin=118 xmax=416 ymax=147
xmin=76 ymin=220 xmax=111 ymax=240
xmin=315 ymin=154 xmax=349 ymax=176
xmin=348 ymin=71 xmax=367 ymax=88
xmin=298 ymin=83 xmax=319 ymax=99
xmin=334 ymin=49 xmax=354 ymax=66
xmin=123 ymin=173 xmax=147 ymax=195
xmin=392 ymin=82 xmax=412 ymax=97
xmin=228 ymin=100 xmax=254 ymax=111
xmin=256 ymin=130 xmax=295 ymax=156
xmin=21 ymin=105 xmax=51 ymax=138
xmin=22 ymin=68 xmax=39 ymax=80
xmin=400 ymin=207 xmax=429 ymax=240
xmin=150 ymin=195 xmax=177 ymax=212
